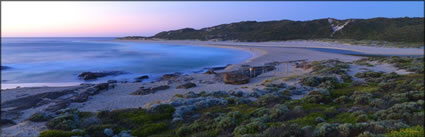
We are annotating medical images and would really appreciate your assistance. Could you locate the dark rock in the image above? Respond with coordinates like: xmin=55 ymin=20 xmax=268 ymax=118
xmin=72 ymin=93 xmax=89 ymax=103
xmin=131 ymin=85 xmax=170 ymax=95
xmin=161 ymin=73 xmax=181 ymax=81
xmin=1 ymin=90 xmax=74 ymax=111
xmin=107 ymin=80 xmax=117 ymax=84
xmin=136 ymin=75 xmax=149 ymax=80
xmin=45 ymin=99 xmax=71 ymax=112
xmin=204 ymin=69 xmax=216 ymax=74
xmin=176 ymin=82 xmax=196 ymax=89
xmin=1 ymin=119 xmax=16 ymax=127
xmin=78 ymin=71 xmax=127 ymax=80
xmin=222 ymin=72 xmax=250 ymax=85
xmin=94 ymin=83 xmax=109 ymax=91
xmin=1 ymin=66 xmax=11 ymax=70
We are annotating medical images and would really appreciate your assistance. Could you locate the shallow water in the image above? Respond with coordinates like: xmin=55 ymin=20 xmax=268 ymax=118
xmin=1 ymin=38 xmax=251 ymax=88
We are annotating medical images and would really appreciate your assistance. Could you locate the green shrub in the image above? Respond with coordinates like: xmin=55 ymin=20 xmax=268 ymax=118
xmin=39 ymin=130 xmax=83 ymax=137
xmin=131 ymin=122 xmax=168 ymax=137
xmin=386 ymin=126 xmax=424 ymax=137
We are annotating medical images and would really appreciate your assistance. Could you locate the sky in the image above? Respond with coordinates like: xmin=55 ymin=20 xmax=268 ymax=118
xmin=1 ymin=1 xmax=424 ymax=37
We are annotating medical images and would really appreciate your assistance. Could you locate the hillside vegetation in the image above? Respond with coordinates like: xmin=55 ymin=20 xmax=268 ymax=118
xmin=119 ymin=17 xmax=424 ymax=43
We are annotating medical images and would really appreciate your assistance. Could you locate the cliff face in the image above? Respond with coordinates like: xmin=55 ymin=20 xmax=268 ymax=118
xmin=121 ymin=17 xmax=424 ymax=42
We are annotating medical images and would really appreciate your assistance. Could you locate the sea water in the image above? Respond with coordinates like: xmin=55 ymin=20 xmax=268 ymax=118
xmin=1 ymin=37 xmax=252 ymax=89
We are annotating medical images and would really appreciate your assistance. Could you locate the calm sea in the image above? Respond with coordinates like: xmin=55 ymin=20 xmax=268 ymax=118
xmin=1 ymin=37 xmax=251 ymax=88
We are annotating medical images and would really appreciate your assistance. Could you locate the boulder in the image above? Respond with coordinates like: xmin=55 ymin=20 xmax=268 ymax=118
xmin=1 ymin=66 xmax=11 ymax=70
xmin=107 ymin=80 xmax=117 ymax=83
xmin=94 ymin=83 xmax=109 ymax=91
xmin=161 ymin=73 xmax=181 ymax=81
xmin=45 ymin=99 xmax=71 ymax=112
xmin=176 ymin=82 xmax=196 ymax=89
xmin=78 ymin=71 xmax=126 ymax=80
xmin=131 ymin=85 xmax=170 ymax=95
xmin=222 ymin=72 xmax=250 ymax=85
xmin=204 ymin=69 xmax=216 ymax=74
xmin=136 ymin=75 xmax=149 ymax=80
xmin=71 ymin=93 xmax=89 ymax=103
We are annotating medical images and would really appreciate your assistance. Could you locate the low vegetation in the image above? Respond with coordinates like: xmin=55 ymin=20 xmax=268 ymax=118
xmin=38 ymin=56 xmax=424 ymax=137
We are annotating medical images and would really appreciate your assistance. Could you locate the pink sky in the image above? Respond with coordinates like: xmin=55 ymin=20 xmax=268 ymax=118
xmin=2 ymin=1 xmax=423 ymax=37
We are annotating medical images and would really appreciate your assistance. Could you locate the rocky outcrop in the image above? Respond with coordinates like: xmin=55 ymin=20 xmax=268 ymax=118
xmin=222 ymin=72 xmax=250 ymax=85
xmin=1 ymin=90 xmax=74 ymax=111
xmin=78 ymin=71 xmax=127 ymax=80
xmin=1 ymin=66 xmax=11 ymax=70
xmin=176 ymin=82 xmax=196 ymax=89
xmin=131 ymin=85 xmax=170 ymax=95
xmin=161 ymin=73 xmax=181 ymax=81
xmin=135 ymin=75 xmax=149 ymax=82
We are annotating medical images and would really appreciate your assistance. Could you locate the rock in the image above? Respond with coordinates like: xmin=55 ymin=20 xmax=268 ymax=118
xmin=131 ymin=85 xmax=170 ymax=95
xmin=161 ymin=73 xmax=181 ymax=81
xmin=94 ymin=83 xmax=109 ymax=91
xmin=204 ymin=69 xmax=216 ymax=74
xmin=1 ymin=66 xmax=11 ymax=70
xmin=136 ymin=75 xmax=149 ymax=80
xmin=176 ymin=82 xmax=196 ymax=89
xmin=107 ymin=80 xmax=117 ymax=83
xmin=222 ymin=72 xmax=249 ymax=85
xmin=78 ymin=71 xmax=127 ymax=80
xmin=45 ymin=99 xmax=71 ymax=112
xmin=1 ymin=119 xmax=16 ymax=126
xmin=72 ymin=93 xmax=89 ymax=103
xmin=2 ymin=90 xmax=74 ymax=111
xmin=104 ymin=128 xmax=114 ymax=136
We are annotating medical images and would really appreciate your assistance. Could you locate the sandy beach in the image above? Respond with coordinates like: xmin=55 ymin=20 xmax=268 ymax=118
xmin=1 ymin=40 xmax=423 ymax=136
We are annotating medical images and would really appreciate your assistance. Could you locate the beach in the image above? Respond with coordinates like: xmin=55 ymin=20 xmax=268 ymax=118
xmin=1 ymin=40 xmax=423 ymax=136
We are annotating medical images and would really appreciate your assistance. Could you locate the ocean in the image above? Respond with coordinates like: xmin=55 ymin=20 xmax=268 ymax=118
xmin=1 ymin=37 xmax=252 ymax=89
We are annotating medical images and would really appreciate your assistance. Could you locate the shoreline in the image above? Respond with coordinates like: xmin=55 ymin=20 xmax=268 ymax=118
xmin=2 ymin=39 xmax=423 ymax=90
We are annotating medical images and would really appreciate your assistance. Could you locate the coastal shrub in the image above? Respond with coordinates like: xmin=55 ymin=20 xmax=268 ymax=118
xmin=86 ymin=124 xmax=117 ymax=137
xmin=262 ymin=124 xmax=304 ymax=137
xmin=255 ymin=93 xmax=287 ymax=106
xmin=215 ymin=116 xmax=238 ymax=129
xmin=250 ymin=107 xmax=270 ymax=117
xmin=300 ymin=76 xmax=339 ymax=89
xmin=313 ymin=123 xmax=341 ymax=137
xmin=46 ymin=114 xmax=80 ymax=130
xmin=303 ymin=89 xmax=332 ymax=104
xmin=131 ymin=122 xmax=168 ymax=137
xmin=386 ymin=126 xmax=425 ymax=137
xmin=29 ymin=112 xmax=53 ymax=122
xmin=270 ymin=104 xmax=289 ymax=119
xmin=233 ymin=121 xmax=268 ymax=136
xmin=287 ymin=112 xmax=326 ymax=126
xmin=39 ymin=130 xmax=84 ymax=137
xmin=328 ymin=113 xmax=357 ymax=124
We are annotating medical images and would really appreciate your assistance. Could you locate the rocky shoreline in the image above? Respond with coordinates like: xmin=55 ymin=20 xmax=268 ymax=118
xmin=1 ymin=40 xmax=424 ymax=137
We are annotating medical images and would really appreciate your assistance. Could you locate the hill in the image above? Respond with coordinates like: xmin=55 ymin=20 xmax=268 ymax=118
xmin=119 ymin=17 xmax=424 ymax=43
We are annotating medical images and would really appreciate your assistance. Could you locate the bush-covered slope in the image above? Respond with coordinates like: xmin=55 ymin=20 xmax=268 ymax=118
xmin=120 ymin=17 xmax=424 ymax=43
